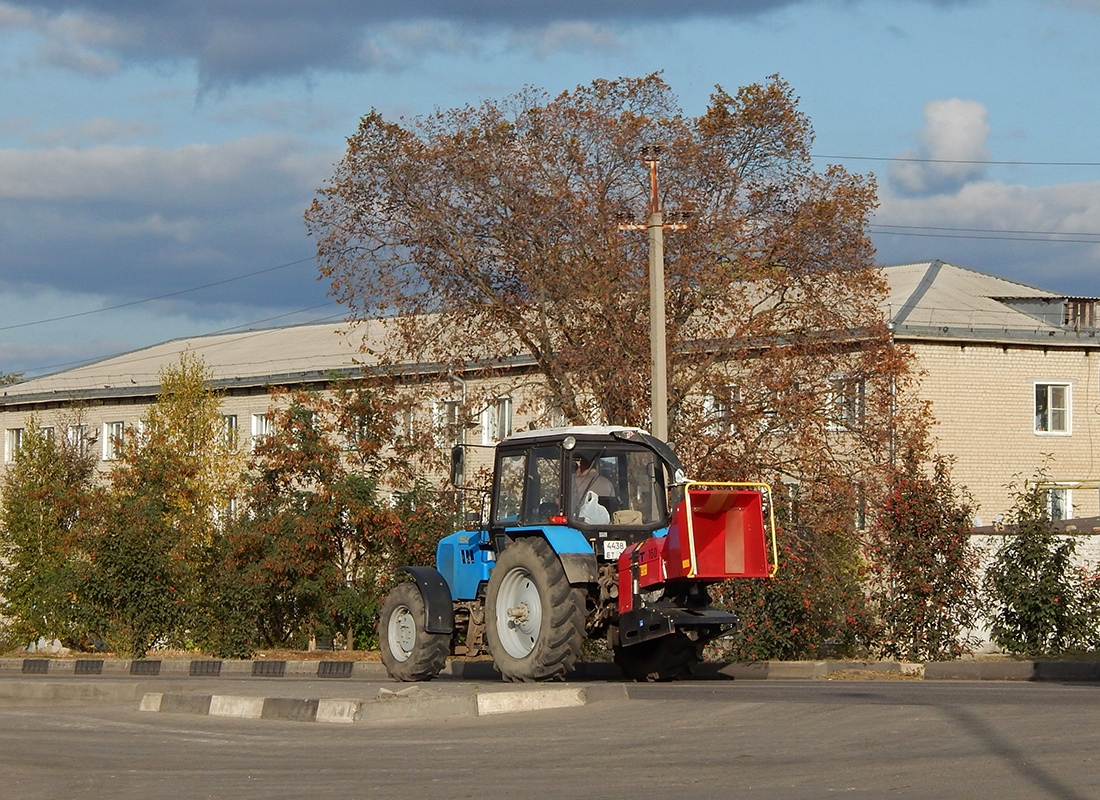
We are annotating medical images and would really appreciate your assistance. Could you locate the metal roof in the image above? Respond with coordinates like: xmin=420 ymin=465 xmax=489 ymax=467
xmin=883 ymin=260 xmax=1099 ymax=345
xmin=1 ymin=319 xmax=383 ymax=407
xmin=4 ymin=259 xmax=1097 ymax=408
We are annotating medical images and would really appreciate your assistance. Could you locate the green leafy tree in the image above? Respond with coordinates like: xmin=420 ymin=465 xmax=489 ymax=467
xmin=983 ymin=471 xmax=1100 ymax=656
xmin=0 ymin=415 xmax=98 ymax=647
xmin=865 ymin=454 xmax=983 ymax=662
xmin=81 ymin=353 xmax=243 ymax=656
xmin=228 ymin=384 xmax=449 ymax=651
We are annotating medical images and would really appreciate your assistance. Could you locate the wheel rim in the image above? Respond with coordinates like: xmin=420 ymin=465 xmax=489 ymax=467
xmin=387 ymin=604 xmax=416 ymax=662
xmin=496 ymin=566 xmax=543 ymax=659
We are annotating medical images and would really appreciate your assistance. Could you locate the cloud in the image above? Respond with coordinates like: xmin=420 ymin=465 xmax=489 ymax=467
xmin=28 ymin=117 xmax=159 ymax=146
xmin=0 ymin=0 xmax=959 ymax=88
xmin=875 ymin=178 xmax=1100 ymax=296
xmin=890 ymin=98 xmax=990 ymax=196
xmin=510 ymin=22 xmax=622 ymax=58
xmin=0 ymin=134 xmax=336 ymax=310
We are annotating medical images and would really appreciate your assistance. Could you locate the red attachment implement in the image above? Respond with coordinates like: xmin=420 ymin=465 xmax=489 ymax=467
xmin=665 ymin=482 xmax=778 ymax=581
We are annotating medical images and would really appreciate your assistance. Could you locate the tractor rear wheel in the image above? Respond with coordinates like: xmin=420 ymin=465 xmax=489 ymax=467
xmin=614 ymin=632 xmax=701 ymax=682
xmin=485 ymin=536 xmax=586 ymax=682
xmin=379 ymin=582 xmax=450 ymax=681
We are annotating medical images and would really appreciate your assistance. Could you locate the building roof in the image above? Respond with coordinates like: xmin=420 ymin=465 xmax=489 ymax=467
xmin=883 ymin=260 xmax=1099 ymax=345
xmin=4 ymin=259 xmax=1097 ymax=409
xmin=1 ymin=319 xmax=382 ymax=407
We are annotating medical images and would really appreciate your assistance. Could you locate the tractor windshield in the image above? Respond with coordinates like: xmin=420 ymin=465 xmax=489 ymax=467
xmin=490 ymin=441 xmax=668 ymax=530
xmin=568 ymin=445 xmax=667 ymax=528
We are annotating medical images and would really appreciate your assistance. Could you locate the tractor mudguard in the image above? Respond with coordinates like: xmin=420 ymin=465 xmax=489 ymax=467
xmin=534 ymin=525 xmax=598 ymax=585
xmin=395 ymin=566 xmax=455 ymax=634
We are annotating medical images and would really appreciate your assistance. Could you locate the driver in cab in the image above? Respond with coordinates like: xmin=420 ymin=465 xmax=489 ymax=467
xmin=572 ymin=453 xmax=614 ymax=522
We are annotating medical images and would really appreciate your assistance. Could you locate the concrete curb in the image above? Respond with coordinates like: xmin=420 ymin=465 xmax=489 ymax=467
xmin=139 ymin=683 xmax=630 ymax=725
xmin=7 ymin=656 xmax=1100 ymax=684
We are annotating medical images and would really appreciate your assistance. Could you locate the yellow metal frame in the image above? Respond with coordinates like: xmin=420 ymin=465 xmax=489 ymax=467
xmin=680 ymin=481 xmax=779 ymax=579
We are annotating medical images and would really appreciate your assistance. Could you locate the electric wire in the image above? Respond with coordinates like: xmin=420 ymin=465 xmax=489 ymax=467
xmin=0 ymin=256 xmax=317 ymax=333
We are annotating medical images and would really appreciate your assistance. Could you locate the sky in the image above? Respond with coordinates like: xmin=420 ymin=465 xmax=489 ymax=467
xmin=2 ymin=0 xmax=1100 ymax=378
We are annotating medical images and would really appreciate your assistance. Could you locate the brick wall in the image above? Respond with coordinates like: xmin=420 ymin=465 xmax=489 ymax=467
xmin=907 ymin=339 xmax=1100 ymax=522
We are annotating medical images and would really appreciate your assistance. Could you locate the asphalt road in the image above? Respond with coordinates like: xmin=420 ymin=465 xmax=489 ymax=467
xmin=1 ymin=678 xmax=1098 ymax=799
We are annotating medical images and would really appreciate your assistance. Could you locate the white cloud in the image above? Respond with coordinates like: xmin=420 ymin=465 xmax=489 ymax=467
xmin=875 ymin=178 xmax=1100 ymax=296
xmin=511 ymin=22 xmax=620 ymax=58
xmin=0 ymin=133 xmax=324 ymax=201
xmin=891 ymin=98 xmax=990 ymax=196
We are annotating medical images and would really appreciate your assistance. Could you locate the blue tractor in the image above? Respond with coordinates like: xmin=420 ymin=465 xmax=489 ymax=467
xmin=379 ymin=426 xmax=776 ymax=682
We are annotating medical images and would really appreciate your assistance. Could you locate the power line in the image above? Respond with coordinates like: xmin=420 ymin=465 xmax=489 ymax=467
xmin=0 ymin=256 xmax=316 ymax=333
xmin=813 ymin=154 xmax=1100 ymax=167
xmin=869 ymin=225 xmax=1100 ymax=244
xmin=873 ymin=223 xmax=1100 ymax=238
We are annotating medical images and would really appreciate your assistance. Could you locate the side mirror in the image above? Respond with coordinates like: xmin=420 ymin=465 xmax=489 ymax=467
xmin=450 ymin=444 xmax=465 ymax=487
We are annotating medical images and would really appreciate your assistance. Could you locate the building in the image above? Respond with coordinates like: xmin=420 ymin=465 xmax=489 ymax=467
xmin=2 ymin=259 xmax=1098 ymax=526
xmin=885 ymin=260 xmax=1100 ymax=523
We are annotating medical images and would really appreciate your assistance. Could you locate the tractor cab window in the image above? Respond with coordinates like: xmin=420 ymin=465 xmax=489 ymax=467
xmin=569 ymin=445 xmax=667 ymax=528
xmin=492 ymin=445 xmax=562 ymax=527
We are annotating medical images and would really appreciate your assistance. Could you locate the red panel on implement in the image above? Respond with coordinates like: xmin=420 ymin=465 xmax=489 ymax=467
xmin=666 ymin=487 xmax=771 ymax=580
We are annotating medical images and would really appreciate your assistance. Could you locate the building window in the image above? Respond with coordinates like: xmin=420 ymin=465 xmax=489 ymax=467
xmin=827 ymin=376 xmax=866 ymax=431
xmin=40 ymin=426 xmax=54 ymax=441
xmin=67 ymin=424 xmax=90 ymax=456
xmin=222 ymin=415 xmax=238 ymax=449
xmin=541 ymin=397 xmax=567 ymax=428
xmin=1045 ymin=488 xmax=1072 ymax=521
xmin=102 ymin=421 xmax=125 ymax=460
xmin=1035 ymin=383 xmax=1070 ymax=434
xmin=1064 ymin=300 xmax=1096 ymax=330
xmin=482 ymin=396 xmax=513 ymax=444
xmin=435 ymin=399 xmax=462 ymax=449
xmin=251 ymin=413 xmax=271 ymax=449
xmin=4 ymin=428 xmax=23 ymax=462
xmin=704 ymin=385 xmax=742 ymax=433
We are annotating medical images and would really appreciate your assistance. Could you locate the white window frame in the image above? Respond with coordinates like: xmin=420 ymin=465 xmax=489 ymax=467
xmin=67 ymin=424 xmax=90 ymax=456
xmin=1045 ymin=487 xmax=1073 ymax=521
xmin=222 ymin=415 xmax=239 ymax=449
xmin=827 ymin=375 xmax=866 ymax=432
xmin=251 ymin=413 xmax=271 ymax=449
xmin=1034 ymin=382 xmax=1071 ymax=435
xmin=5 ymin=428 xmax=23 ymax=462
xmin=102 ymin=421 xmax=125 ymax=460
xmin=482 ymin=396 xmax=514 ymax=445
xmin=704 ymin=385 xmax=742 ymax=433
xmin=434 ymin=398 xmax=462 ymax=449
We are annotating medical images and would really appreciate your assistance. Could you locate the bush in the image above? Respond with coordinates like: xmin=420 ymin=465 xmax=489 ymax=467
xmin=983 ymin=473 xmax=1100 ymax=656
xmin=864 ymin=454 xmax=982 ymax=661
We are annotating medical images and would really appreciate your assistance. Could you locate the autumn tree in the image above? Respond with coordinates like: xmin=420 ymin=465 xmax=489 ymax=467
xmin=0 ymin=415 xmax=99 ymax=648
xmin=306 ymin=74 xmax=928 ymax=654
xmin=81 ymin=353 xmax=243 ymax=656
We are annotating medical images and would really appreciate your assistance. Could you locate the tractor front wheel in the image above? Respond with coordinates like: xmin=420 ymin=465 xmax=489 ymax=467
xmin=379 ymin=582 xmax=450 ymax=681
xmin=485 ymin=537 xmax=586 ymax=682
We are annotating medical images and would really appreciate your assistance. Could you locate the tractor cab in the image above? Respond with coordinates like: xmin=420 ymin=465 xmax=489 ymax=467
xmin=488 ymin=426 xmax=683 ymax=560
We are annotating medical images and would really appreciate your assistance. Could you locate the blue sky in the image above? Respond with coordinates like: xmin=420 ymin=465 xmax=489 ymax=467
xmin=2 ymin=0 xmax=1100 ymax=377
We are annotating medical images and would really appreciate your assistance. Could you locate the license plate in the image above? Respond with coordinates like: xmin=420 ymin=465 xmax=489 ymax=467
xmin=602 ymin=540 xmax=627 ymax=560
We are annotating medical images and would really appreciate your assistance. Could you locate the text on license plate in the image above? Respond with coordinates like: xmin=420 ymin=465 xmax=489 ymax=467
xmin=602 ymin=539 xmax=627 ymax=560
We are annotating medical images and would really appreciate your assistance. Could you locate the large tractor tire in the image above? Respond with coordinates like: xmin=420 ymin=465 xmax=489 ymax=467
xmin=614 ymin=631 xmax=701 ymax=682
xmin=379 ymin=582 xmax=451 ymax=681
xmin=485 ymin=536 xmax=586 ymax=682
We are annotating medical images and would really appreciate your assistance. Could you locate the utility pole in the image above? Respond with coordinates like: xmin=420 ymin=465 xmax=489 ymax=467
xmin=620 ymin=144 xmax=688 ymax=443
